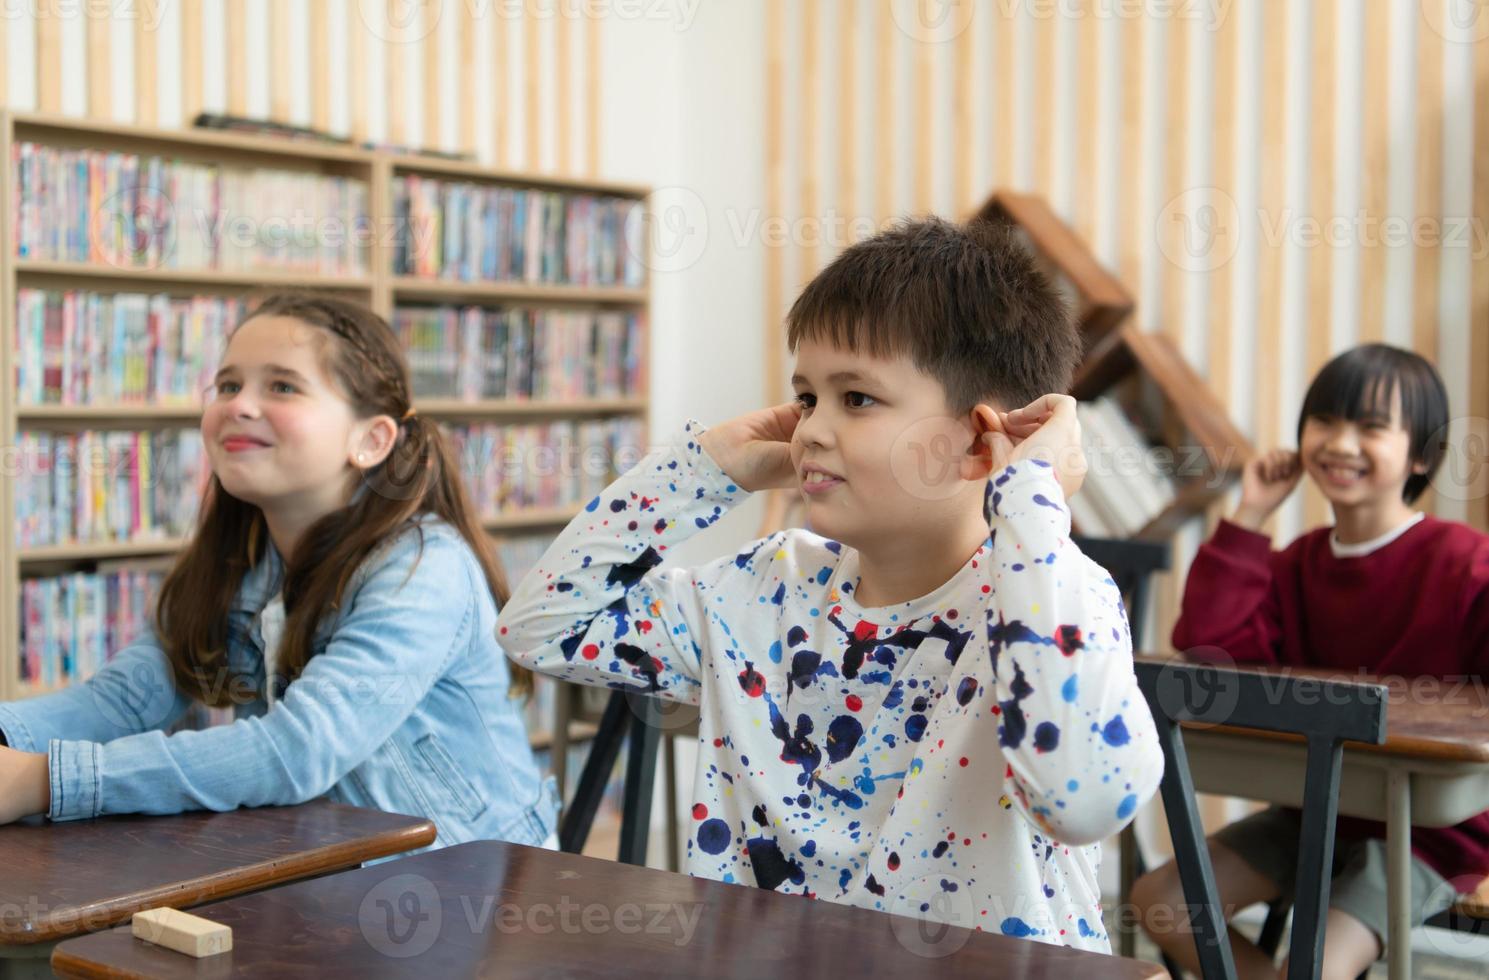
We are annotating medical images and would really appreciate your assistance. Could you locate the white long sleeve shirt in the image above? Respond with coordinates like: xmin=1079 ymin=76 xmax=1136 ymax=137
xmin=498 ymin=421 xmax=1164 ymax=953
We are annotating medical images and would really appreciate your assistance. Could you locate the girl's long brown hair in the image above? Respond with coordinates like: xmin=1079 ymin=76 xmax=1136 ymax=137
xmin=156 ymin=294 xmax=532 ymax=705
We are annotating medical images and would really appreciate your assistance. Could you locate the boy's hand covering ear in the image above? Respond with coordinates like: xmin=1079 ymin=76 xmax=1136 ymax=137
xmin=971 ymin=394 xmax=1087 ymax=501
xmin=697 ymin=402 xmax=803 ymax=492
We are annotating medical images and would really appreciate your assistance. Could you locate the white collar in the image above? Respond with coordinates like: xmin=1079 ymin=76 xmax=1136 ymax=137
xmin=1329 ymin=511 xmax=1425 ymax=558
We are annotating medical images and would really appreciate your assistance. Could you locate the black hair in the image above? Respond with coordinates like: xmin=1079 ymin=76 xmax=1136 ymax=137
xmin=785 ymin=217 xmax=1080 ymax=412
xmin=1296 ymin=343 xmax=1449 ymax=504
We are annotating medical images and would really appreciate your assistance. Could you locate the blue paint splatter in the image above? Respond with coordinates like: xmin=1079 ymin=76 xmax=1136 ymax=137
xmin=905 ymin=713 xmax=929 ymax=742
xmin=1102 ymin=715 xmax=1131 ymax=747
xmin=697 ymin=818 xmax=731 ymax=854
xmin=1000 ymin=917 xmax=1042 ymax=938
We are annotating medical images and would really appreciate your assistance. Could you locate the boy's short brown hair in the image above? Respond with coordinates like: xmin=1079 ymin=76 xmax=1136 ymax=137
xmin=785 ymin=216 xmax=1081 ymax=412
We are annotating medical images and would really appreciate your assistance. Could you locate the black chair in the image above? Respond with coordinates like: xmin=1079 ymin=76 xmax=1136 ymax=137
xmin=1132 ymin=658 xmax=1388 ymax=980
xmin=558 ymin=689 xmax=697 ymax=866
xmin=1072 ymin=536 xmax=1170 ymax=646
xmin=1071 ymin=536 xmax=1170 ymax=961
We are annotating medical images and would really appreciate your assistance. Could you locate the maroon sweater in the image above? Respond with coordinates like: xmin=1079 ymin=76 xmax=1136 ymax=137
xmin=1173 ymin=516 xmax=1489 ymax=889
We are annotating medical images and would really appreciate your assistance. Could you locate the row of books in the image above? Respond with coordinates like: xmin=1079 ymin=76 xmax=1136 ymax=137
xmin=18 ymin=565 xmax=162 ymax=688
xmin=393 ymin=175 xmax=645 ymax=286
xmin=11 ymin=143 xmax=371 ymax=274
xmin=394 ymin=305 xmax=644 ymax=402
xmin=496 ymin=534 xmax=554 ymax=590
xmin=14 ymin=430 xmax=209 ymax=550
xmin=1070 ymin=397 xmax=1178 ymax=539
xmin=449 ymin=418 xmax=648 ymax=514
xmin=14 ymin=289 xmax=243 ymax=406
xmin=13 ymin=418 xmax=644 ymax=551
xmin=15 ymin=532 xmax=559 ymax=698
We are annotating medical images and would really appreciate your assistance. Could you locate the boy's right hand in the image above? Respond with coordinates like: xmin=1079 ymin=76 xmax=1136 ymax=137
xmin=1233 ymin=449 xmax=1302 ymax=530
xmin=697 ymin=403 xmax=802 ymax=493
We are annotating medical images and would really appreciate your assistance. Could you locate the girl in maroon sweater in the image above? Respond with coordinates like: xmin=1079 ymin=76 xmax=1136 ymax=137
xmin=1133 ymin=344 xmax=1489 ymax=979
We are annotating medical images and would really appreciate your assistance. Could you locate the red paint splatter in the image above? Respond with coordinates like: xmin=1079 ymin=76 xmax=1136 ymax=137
xmin=581 ymin=644 xmax=600 ymax=661
xmin=981 ymin=585 xmax=991 ymax=594
xmin=959 ymin=757 xmax=969 ymax=767
xmin=845 ymin=694 xmax=863 ymax=712
xmin=692 ymin=803 xmax=708 ymax=819
xmin=853 ymin=620 xmax=878 ymax=641
xmin=1055 ymin=624 xmax=1084 ymax=656
xmin=637 ymin=620 xmax=653 ymax=634
xmin=991 ymin=704 xmax=1001 ymax=715
xmin=738 ymin=665 xmax=767 ymax=697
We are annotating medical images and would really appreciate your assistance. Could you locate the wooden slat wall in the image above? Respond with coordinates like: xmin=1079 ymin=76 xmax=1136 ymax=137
xmin=757 ymin=0 xmax=1489 ymax=660
xmin=2 ymin=0 xmax=601 ymax=177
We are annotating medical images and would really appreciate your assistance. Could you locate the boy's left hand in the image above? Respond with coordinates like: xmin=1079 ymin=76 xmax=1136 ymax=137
xmin=0 ymin=746 xmax=50 ymax=824
xmin=974 ymin=394 xmax=1086 ymax=500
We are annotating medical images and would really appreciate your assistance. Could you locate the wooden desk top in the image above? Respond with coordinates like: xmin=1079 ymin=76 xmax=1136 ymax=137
xmin=0 ymin=801 xmax=436 ymax=946
xmin=51 ymin=841 xmax=1167 ymax=979
xmin=1135 ymin=654 xmax=1489 ymax=764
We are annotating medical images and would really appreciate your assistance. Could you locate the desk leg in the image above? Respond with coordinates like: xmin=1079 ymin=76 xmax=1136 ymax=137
xmin=1118 ymin=822 xmax=1138 ymax=959
xmin=1387 ymin=768 xmax=1411 ymax=980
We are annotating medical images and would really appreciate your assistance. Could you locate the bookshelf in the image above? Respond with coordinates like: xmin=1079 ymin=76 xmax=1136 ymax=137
xmin=973 ymin=190 xmax=1253 ymax=542
xmin=0 ymin=110 xmax=651 ymax=764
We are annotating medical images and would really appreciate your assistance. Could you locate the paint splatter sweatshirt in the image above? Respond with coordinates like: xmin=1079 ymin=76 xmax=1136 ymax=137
xmin=498 ymin=421 xmax=1164 ymax=952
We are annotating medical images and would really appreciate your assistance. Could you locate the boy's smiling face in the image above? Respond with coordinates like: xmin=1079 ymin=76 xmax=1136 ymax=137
xmin=1299 ymin=384 xmax=1423 ymax=511
xmin=789 ymin=338 xmax=991 ymax=551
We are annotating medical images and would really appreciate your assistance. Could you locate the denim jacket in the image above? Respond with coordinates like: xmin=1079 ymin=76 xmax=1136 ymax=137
xmin=0 ymin=518 xmax=559 ymax=849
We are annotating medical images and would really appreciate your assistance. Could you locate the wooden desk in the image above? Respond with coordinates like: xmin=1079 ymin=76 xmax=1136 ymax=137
xmin=0 ymin=801 xmax=435 ymax=976
xmin=52 ymin=840 xmax=1168 ymax=979
xmin=1127 ymin=655 xmax=1489 ymax=980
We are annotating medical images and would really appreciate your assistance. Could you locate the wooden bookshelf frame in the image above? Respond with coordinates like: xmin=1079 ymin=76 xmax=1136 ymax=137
xmin=0 ymin=112 xmax=652 ymax=730
xmin=973 ymin=188 xmax=1252 ymax=542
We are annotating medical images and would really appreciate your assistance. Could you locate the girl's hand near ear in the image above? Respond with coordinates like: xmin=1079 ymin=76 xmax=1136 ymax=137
xmin=697 ymin=403 xmax=803 ymax=492
xmin=973 ymin=395 xmax=1087 ymax=501
xmin=1233 ymin=449 xmax=1302 ymax=531
xmin=0 ymin=746 xmax=50 ymax=824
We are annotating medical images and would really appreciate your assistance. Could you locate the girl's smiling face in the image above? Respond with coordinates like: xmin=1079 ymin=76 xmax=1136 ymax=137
xmin=201 ymin=315 xmax=371 ymax=516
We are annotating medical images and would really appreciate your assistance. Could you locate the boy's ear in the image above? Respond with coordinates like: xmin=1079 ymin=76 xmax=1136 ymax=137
xmin=959 ymin=405 xmax=1001 ymax=481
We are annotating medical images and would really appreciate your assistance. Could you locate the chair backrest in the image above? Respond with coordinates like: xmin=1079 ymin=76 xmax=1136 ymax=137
xmin=1133 ymin=658 xmax=1388 ymax=980
xmin=1072 ymin=535 xmax=1170 ymax=645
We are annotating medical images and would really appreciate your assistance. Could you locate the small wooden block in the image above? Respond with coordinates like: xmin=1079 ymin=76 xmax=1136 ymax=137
xmin=132 ymin=907 xmax=233 ymax=958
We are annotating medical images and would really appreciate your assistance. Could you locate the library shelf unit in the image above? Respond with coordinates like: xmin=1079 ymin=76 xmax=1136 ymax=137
xmin=0 ymin=112 xmax=651 ymax=759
